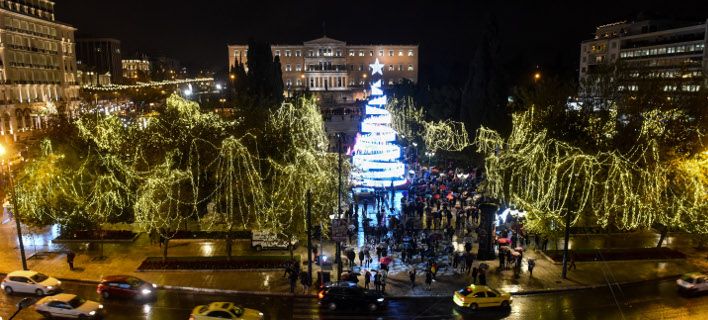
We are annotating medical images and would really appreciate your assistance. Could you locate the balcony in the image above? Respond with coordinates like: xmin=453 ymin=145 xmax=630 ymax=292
xmin=306 ymin=65 xmax=348 ymax=72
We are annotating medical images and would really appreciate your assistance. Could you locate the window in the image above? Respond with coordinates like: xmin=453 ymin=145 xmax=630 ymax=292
xmin=296 ymin=79 xmax=302 ymax=86
xmin=369 ymin=50 xmax=374 ymax=56
xmin=398 ymin=64 xmax=403 ymax=71
xmin=295 ymin=50 xmax=301 ymax=57
xmin=379 ymin=50 xmax=384 ymax=56
xmin=285 ymin=50 xmax=291 ymax=57
xmin=274 ymin=50 xmax=280 ymax=56
xmin=286 ymin=79 xmax=292 ymax=86
xmin=398 ymin=50 xmax=403 ymax=56
xmin=358 ymin=64 xmax=364 ymax=71
xmin=473 ymin=292 xmax=486 ymax=298
xmin=295 ymin=64 xmax=302 ymax=72
xmin=486 ymin=291 xmax=498 ymax=298
xmin=388 ymin=79 xmax=394 ymax=85
xmin=207 ymin=311 xmax=234 ymax=318
xmin=349 ymin=50 xmax=355 ymax=56
xmin=285 ymin=64 xmax=291 ymax=72
xmin=408 ymin=49 xmax=414 ymax=56
xmin=407 ymin=64 xmax=414 ymax=71
xmin=358 ymin=50 xmax=364 ymax=56
xmin=595 ymin=55 xmax=604 ymax=63
xmin=388 ymin=65 xmax=394 ymax=71
xmin=389 ymin=50 xmax=394 ymax=57
xmin=336 ymin=49 xmax=341 ymax=57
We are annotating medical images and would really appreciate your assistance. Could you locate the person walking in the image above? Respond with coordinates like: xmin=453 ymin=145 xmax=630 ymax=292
xmin=409 ymin=268 xmax=417 ymax=289
xmin=364 ymin=270 xmax=371 ymax=289
xmin=358 ymin=248 xmax=365 ymax=267
xmin=289 ymin=268 xmax=298 ymax=294
xmin=478 ymin=269 xmax=487 ymax=285
xmin=374 ymin=271 xmax=382 ymax=292
xmin=425 ymin=270 xmax=433 ymax=291
xmin=381 ymin=271 xmax=387 ymax=293
xmin=66 ymin=250 xmax=76 ymax=271
xmin=569 ymin=251 xmax=577 ymax=270
xmin=528 ymin=258 xmax=536 ymax=277
xmin=300 ymin=271 xmax=311 ymax=294
xmin=471 ymin=266 xmax=479 ymax=284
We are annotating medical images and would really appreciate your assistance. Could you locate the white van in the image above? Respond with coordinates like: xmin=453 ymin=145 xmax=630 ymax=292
xmin=251 ymin=231 xmax=298 ymax=251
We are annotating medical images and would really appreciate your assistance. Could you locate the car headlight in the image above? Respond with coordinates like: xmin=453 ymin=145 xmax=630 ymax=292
xmin=141 ymin=288 xmax=152 ymax=295
xmin=377 ymin=298 xmax=385 ymax=302
xmin=46 ymin=286 xmax=54 ymax=290
xmin=99 ymin=304 xmax=104 ymax=309
xmin=152 ymin=283 xmax=157 ymax=288
xmin=89 ymin=311 xmax=96 ymax=315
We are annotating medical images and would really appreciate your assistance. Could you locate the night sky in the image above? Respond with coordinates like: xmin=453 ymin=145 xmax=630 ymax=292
xmin=56 ymin=0 xmax=707 ymax=85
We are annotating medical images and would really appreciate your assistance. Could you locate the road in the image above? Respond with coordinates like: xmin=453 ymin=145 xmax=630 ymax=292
xmin=1 ymin=279 xmax=706 ymax=319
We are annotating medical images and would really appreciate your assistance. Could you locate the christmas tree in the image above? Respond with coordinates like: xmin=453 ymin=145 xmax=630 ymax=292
xmin=351 ymin=58 xmax=407 ymax=188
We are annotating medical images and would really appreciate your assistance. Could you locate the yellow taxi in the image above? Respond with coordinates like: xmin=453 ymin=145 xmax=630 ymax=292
xmin=453 ymin=284 xmax=512 ymax=310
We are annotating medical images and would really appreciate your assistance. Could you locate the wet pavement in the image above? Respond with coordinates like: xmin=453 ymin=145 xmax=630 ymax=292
xmin=1 ymin=278 xmax=706 ymax=319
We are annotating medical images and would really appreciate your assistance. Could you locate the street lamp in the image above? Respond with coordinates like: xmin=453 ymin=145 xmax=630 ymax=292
xmin=0 ymin=143 xmax=28 ymax=270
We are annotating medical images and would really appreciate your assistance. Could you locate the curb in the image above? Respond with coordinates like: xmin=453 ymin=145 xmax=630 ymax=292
xmin=1 ymin=273 xmax=682 ymax=299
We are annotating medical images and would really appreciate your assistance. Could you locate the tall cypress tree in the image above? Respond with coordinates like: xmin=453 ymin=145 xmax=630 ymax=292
xmin=232 ymin=38 xmax=284 ymax=110
xmin=460 ymin=14 xmax=511 ymax=139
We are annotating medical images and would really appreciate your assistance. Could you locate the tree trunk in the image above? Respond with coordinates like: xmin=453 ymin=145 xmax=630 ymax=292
xmin=162 ymin=238 xmax=169 ymax=261
xmin=289 ymin=234 xmax=294 ymax=260
xmin=561 ymin=212 xmax=572 ymax=279
xmin=226 ymin=233 xmax=233 ymax=261
xmin=656 ymin=225 xmax=668 ymax=248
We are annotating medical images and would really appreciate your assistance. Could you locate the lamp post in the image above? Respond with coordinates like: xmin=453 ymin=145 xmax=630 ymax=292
xmin=0 ymin=144 xmax=28 ymax=270
xmin=335 ymin=132 xmax=343 ymax=281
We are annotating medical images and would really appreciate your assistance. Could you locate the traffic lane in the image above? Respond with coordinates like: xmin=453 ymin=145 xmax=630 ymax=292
xmin=0 ymin=280 xmax=295 ymax=320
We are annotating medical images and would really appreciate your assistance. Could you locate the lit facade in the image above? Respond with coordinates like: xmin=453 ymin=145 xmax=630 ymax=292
xmin=228 ymin=36 xmax=418 ymax=103
xmin=122 ymin=58 xmax=151 ymax=80
xmin=579 ymin=19 xmax=707 ymax=95
xmin=0 ymin=0 xmax=79 ymax=144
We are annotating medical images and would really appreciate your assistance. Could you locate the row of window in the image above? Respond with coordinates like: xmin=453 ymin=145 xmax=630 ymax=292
xmin=4 ymin=17 xmax=58 ymax=38
xmin=620 ymin=43 xmax=705 ymax=59
xmin=282 ymin=77 xmax=412 ymax=87
xmin=283 ymin=63 xmax=414 ymax=72
xmin=1 ymin=0 xmax=55 ymax=21
xmin=626 ymin=70 xmax=703 ymax=79
xmin=235 ymin=48 xmax=416 ymax=58
xmin=618 ymin=84 xmax=702 ymax=92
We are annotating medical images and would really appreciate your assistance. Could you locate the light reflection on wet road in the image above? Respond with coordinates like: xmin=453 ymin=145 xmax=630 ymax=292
xmin=1 ymin=278 xmax=705 ymax=319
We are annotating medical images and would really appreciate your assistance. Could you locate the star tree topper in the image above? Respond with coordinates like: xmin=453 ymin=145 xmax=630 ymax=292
xmin=370 ymin=58 xmax=384 ymax=76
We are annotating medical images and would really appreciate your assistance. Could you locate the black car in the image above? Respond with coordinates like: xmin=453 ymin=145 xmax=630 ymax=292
xmin=318 ymin=282 xmax=386 ymax=312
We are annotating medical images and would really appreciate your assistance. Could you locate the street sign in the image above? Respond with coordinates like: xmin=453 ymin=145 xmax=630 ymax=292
xmin=330 ymin=219 xmax=348 ymax=242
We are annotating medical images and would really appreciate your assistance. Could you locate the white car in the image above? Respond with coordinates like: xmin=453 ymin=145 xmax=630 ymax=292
xmin=2 ymin=270 xmax=62 ymax=296
xmin=189 ymin=302 xmax=264 ymax=320
xmin=677 ymin=272 xmax=708 ymax=293
xmin=34 ymin=293 xmax=103 ymax=319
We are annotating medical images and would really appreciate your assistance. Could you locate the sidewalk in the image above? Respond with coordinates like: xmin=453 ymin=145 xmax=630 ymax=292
xmin=0 ymin=220 xmax=705 ymax=298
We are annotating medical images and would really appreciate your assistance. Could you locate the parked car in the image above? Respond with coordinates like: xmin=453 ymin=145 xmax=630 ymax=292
xmin=1 ymin=270 xmax=62 ymax=296
xmin=189 ymin=302 xmax=264 ymax=320
xmin=318 ymin=282 xmax=386 ymax=312
xmin=251 ymin=230 xmax=298 ymax=251
xmin=97 ymin=275 xmax=157 ymax=300
xmin=453 ymin=284 xmax=512 ymax=310
xmin=677 ymin=272 xmax=708 ymax=294
xmin=34 ymin=293 xmax=103 ymax=319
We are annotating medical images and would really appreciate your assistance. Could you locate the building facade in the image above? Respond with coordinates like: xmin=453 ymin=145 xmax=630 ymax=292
xmin=0 ymin=0 xmax=79 ymax=145
xmin=228 ymin=36 xmax=419 ymax=104
xmin=579 ymin=19 xmax=707 ymax=95
xmin=122 ymin=58 xmax=150 ymax=81
xmin=76 ymin=37 xmax=121 ymax=85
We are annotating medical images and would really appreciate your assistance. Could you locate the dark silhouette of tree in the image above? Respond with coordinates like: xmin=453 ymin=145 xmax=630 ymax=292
xmin=460 ymin=14 xmax=511 ymax=139
xmin=231 ymin=38 xmax=284 ymax=113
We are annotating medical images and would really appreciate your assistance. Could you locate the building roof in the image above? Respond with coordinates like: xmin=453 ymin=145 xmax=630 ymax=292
xmin=303 ymin=36 xmax=346 ymax=46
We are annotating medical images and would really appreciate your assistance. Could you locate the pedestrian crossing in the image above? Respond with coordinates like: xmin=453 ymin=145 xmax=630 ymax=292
xmin=289 ymin=296 xmax=457 ymax=319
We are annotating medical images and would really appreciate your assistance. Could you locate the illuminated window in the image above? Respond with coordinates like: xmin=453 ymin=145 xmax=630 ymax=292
xmin=398 ymin=64 xmax=403 ymax=71
xmin=285 ymin=50 xmax=291 ymax=57
xmin=388 ymin=65 xmax=394 ymax=71
xmin=336 ymin=49 xmax=341 ymax=57
xmin=308 ymin=50 xmax=313 ymax=57
xmin=295 ymin=64 xmax=302 ymax=72
xmin=389 ymin=50 xmax=394 ymax=57
xmin=285 ymin=64 xmax=291 ymax=72
xmin=275 ymin=50 xmax=280 ymax=56
xmin=369 ymin=50 xmax=374 ymax=56
xmin=296 ymin=79 xmax=302 ymax=86
xmin=379 ymin=50 xmax=384 ymax=56
xmin=234 ymin=50 xmax=239 ymax=57
xmin=407 ymin=64 xmax=414 ymax=71
xmin=295 ymin=50 xmax=301 ymax=57
xmin=408 ymin=50 xmax=414 ymax=56
xmin=388 ymin=79 xmax=394 ymax=85
xmin=398 ymin=50 xmax=403 ymax=56
xmin=359 ymin=50 xmax=364 ymax=56
xmin=349 ymin=50 xmax=355 ymax=56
